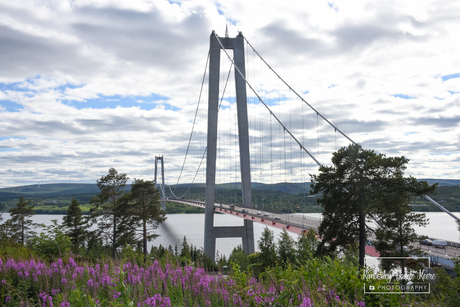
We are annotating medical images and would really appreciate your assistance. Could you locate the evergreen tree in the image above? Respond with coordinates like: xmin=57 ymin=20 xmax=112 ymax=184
xmin=296 ymin=228 xmax=318 ymax=262
xmin=258 ymin=226 xmax=277 ymax=268
xmin=9 ymin=197 xmax=38 ymax=245
xmin=180 ymin=236 xmax=191 ymax=259
xmin=311 ymin=144 xmax=436 ymax=270
xmin=62 ymin=198 xmax=88 ymax=252
xmin=119 ymin=178 xmax=166 ymax=261
xmin=374 ymin=204 xmax=429 ymax=280
xmin=89 ymin=168 xmax=129 ymax=258
xmin=277 ymin=228 xmax=296 ymax=267
xmin=168 ymin=244 xmax=174 ymax=255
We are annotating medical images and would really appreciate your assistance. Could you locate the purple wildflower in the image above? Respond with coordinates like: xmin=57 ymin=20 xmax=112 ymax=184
xmin=300 ymin=297 xmax=312 ymax=307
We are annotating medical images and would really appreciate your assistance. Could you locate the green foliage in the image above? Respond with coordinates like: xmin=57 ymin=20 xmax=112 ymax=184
xmin=277 ymin=228 xmax=296 ymax=267
xmin=62 ymin=198 xmax=88 ymax=252
xmin=311 ymin=144 xmax=437 ymax=269
xmin=0 ymin=236 xmax=36 ymax=259
xmin=29 ymin=220 xmax=71 ymax=261
xmin=257 ymin=226 xmax=277 ymax=268
xmin=374 ymin=206 xmax=429 ymax=276
xmin=119 ymin=178 xmax=166 ymax=260
xmin=180 ymin=236 xmax=191 ymax=259
xmin=230 ymin=262 xmax=248 ymax=288
xmin=228 ymin=245 xmax=249 ymax=270
xmin=89 ymin=168 xmax=129 ymax=258
xmin=120 ymin=244 xmax=145 ymax=266
xmin=431 ymin=258 xmax=460 ymax=306
xmin=296 ymin=228 xmax=318 ymax=262
xmin=8 ymin=197 xmax=38 ymax=245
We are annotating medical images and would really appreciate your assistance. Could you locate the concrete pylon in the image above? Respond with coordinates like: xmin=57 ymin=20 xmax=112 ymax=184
xmin=154 ymin=156 xmax=166 ymax=211
xmin=204 ymin=31 xmax=255 ymax=260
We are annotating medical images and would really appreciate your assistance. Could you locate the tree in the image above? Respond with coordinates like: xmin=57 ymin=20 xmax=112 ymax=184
xmin=180 ymin=236 xmax=191 ymax=259
xmin=257 ymin=226 xmax=277 ymax=268
xmin=311 ymin=144 xmax=436 ymax=270
xmin=29 ymin=220 xmax=71 ymax=261
xmin=89 ymin=168 xmax=129 ymax=258
xmin=9 ymin=197 xmax=38 ymax=245
xmin=119 ymin=179 xmax=166 ymax=261
xmin=277 ymin=228 xmax=296 ymax=267
xmin=296 ymin=228 xmax=318 ymax=263
xmin=374 ymin=203 xmax=430 ymax=281
xmin=62 ymin=198 xmax=88 ymax=253
xmin=228 ymin=245 xmax=249 ymax=270
xmin=457 ymin=220 xmax=460 ymax=239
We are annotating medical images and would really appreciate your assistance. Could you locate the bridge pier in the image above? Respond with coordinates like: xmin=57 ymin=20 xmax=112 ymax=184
xmin=204 ymin=31 xmax=255 ymax=260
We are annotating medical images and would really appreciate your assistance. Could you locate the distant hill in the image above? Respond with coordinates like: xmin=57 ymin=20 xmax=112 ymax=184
xmin=419 ymin=179 xmax=460 ymax=186
xmin=0 ymin=179 xmax=456 ymax=199
xmin=157 ymin=182 xmax=310 ymax=194
xmin=1 ymin=179 xmax=458 ymax=214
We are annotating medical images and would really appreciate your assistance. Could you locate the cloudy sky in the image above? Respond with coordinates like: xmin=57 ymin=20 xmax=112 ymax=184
xmin=0 ymin=0 xmax=459 ymax=188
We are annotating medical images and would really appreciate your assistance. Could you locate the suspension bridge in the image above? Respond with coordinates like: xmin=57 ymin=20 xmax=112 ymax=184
xmin=153 ymin=30 xmax=459 ymax=268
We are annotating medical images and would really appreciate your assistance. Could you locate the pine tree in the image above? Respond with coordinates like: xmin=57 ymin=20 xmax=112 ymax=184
xmin=374 ymin=204 xmax=429 ymax=281
xmin=89 ymin=168 xmax=129 ymax=258
xmin=118 ymin=178 xmax=166 ymax=262
xmin=62 ymin=198 xmax=88 ymax=253
xmin=311 ymin=144 xmax=436 ymax=270
xmin=9 ymin=197 xmax=38 ymax=245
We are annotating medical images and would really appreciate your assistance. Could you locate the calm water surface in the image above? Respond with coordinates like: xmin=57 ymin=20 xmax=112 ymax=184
xmin=1 ymin=212 xmax=459 ymax=257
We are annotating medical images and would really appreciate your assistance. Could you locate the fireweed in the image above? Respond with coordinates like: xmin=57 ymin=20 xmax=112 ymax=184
xmin=0 ymin=256 xmax=369 ymax=306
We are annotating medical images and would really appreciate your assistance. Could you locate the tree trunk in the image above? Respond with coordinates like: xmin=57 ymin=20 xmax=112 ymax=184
xmin=143 ymin=219 xmax=147 ymax=263
xmin=113 ymin=190 xmax=117 ymax=259
xmin=143 ymin=194 xmax=147 ymax=263
xmin=113 ymin=216 xmax=117 ymax=259
xmin=21 ymin=216 xmax=25 ymax=246
xmin=359 ymin=211 xmax=366 ymax=271
xmin=400 ymin=240 xmax=406 ymax=292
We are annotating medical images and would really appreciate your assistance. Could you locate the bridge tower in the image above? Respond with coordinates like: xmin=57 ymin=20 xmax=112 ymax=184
xmin=154 ymin=156 xmax=166 ymax=211
xmin=204 ymin=31 xmax=255 ymax=259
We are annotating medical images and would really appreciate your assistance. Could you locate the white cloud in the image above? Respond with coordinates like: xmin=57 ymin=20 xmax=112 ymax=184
xmin=0 ymin=0 xmax=459 ymax=188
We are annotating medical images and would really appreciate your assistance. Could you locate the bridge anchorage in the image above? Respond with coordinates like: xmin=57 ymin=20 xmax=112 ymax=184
xmin=204 ymin=30 xmax=255 ymax=259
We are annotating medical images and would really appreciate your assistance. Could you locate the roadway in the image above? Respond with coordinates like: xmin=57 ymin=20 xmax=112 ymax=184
xmin=162 ymin=199 xmax=321 ymax=233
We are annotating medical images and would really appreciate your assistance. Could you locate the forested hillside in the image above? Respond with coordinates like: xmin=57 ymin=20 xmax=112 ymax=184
xmin=0 ymin=180 xmax=459 ymax=214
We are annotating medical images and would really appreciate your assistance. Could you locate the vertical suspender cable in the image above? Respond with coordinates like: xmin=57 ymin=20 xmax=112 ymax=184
xmin=317 ymin=113 xmax=319 ymax=161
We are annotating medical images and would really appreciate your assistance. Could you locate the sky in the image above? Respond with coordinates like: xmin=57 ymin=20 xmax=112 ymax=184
xmin=0 ymin=0 xmax=459 ymax=188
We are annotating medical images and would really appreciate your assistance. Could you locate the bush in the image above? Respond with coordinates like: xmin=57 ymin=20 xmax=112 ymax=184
xmin=28 ymin=220 xmax=71 ymax=262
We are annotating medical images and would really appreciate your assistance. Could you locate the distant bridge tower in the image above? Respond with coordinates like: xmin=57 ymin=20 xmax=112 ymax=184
xmin=154 ymin=156 xmax=166 ymax=211
xmin=204 ymin=31 xmax=255 ymax=259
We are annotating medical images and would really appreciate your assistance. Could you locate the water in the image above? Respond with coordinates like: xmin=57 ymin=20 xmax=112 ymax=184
xmin=1 ymin=212 xmax=459 ymax=257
